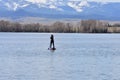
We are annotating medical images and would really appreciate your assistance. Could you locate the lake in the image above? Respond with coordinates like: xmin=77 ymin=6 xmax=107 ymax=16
xmin=0 ymin=33 xmax=120 ymax=80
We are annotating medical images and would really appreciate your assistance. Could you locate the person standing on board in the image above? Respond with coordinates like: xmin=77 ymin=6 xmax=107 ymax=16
xmin=50 ymin=34 xmax=55 ymax=49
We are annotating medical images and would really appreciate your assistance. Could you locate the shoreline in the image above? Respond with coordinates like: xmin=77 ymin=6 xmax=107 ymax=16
xmin=0 ymin=32 xmax=119 ymax=34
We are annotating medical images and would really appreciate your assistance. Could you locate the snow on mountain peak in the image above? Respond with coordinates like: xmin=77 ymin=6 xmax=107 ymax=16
xmin=0 ymin=0 xmax=90 ymax=12
xmin=0 ymin=0 xmax=120 ymax=20
xmin=1 ymin=0 xmax=30 ymax=11
xmin=79 ymin=0 xmax=89 ymax=7
xmin=67 ymin=0 xmax=89 ymax=12
xmin=5 ymin=2 xmax=19 ymax=11
xmin=25 ymin=0 xmax=47 ymax=4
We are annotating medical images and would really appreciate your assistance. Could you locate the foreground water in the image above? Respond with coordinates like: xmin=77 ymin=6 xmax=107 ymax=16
xmin=0 ymin=33 xmax=120 ymax=80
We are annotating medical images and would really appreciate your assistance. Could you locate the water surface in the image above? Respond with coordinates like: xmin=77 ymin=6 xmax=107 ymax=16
xmin=0 ymin=33 xmax=120 ymax=80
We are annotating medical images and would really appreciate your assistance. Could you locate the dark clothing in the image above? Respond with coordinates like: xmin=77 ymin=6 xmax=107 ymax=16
xmin=50 ymin=34 xmax=55 ymax=48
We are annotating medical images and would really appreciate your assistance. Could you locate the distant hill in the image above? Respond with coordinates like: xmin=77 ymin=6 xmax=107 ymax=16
xmin=0 ymin=0 xmax=120 ymax=20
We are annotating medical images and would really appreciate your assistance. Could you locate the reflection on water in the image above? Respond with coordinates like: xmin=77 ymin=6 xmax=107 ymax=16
xmin=0 ymin=33 xmax=120 ymax=80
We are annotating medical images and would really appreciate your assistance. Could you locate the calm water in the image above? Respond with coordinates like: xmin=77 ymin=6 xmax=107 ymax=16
xmin=0 ymin=33 xmax=120 ymax=80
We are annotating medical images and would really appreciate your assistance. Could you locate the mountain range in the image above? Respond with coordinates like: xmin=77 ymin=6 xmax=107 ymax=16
xmin=0 ymin=0 xmax=120 ymax=21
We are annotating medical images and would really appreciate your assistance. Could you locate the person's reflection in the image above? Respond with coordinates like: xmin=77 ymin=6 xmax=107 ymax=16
xmin=49 ymin=52 xmax=55 ymax=80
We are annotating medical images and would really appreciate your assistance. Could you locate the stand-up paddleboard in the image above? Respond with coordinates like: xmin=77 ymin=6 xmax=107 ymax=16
xmin=48 ymin=48 xmax=56 ymax=50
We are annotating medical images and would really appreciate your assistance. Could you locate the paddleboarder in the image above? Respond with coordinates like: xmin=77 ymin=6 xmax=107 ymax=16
xmin=50 ymin=34 xmax=55 ymax=49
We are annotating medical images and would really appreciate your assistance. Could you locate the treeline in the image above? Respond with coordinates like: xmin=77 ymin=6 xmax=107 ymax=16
xmin=0 ymin=20 xmax=120 ymax=33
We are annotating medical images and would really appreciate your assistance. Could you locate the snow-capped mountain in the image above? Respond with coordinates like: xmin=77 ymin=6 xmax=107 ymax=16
xmin=0 ymin=0 xmax=120 ymax=20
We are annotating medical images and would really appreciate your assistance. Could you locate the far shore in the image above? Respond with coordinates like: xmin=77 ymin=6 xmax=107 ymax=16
xmin=0 ymin=20 xmax=120 ymax=33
